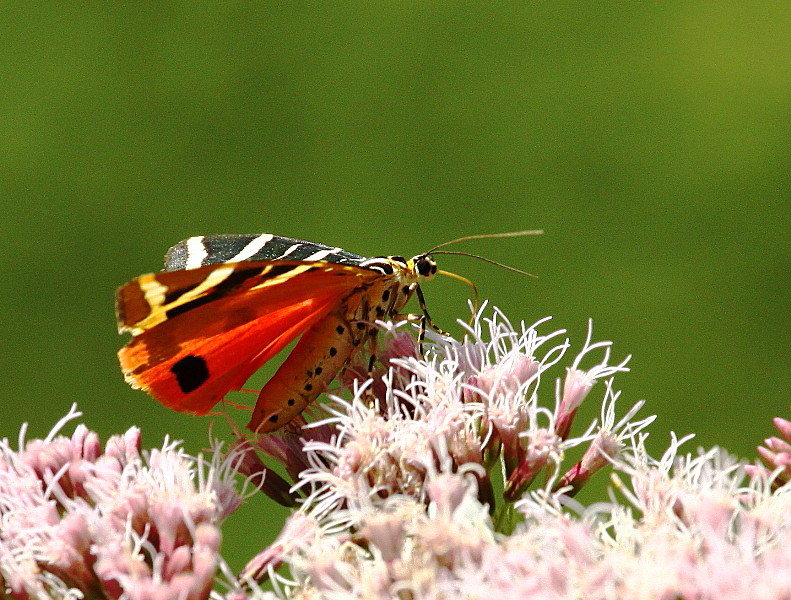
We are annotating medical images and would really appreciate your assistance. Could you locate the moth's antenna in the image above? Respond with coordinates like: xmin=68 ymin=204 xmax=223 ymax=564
xmin=424 ymin=230 xmax=543 ymax=255
xmin=427 ymin=229 xmax=542 ymax=319
xmin=431 ymin=251 xmax=538 ymax=278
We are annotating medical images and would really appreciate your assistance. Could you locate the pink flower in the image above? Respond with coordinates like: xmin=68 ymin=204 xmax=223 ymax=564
xmin=746 ymin=417 xmax=791 ymax=488
xmin=555 ymin=382 xmax=654 ymax=496
xmin=0 ymin=405 xmax=242 ymax=600
xmin=554 ymin=320 xmax=631 ymax=441
xmin=254 ymin=306 xmax=648 ymax=532
xmin=239 ymin=512 xmax=321 ymax=584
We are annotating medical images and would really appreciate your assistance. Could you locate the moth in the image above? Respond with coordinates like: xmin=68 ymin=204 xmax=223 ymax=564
xmin=116 ymin=231 xmax=540 ymax=433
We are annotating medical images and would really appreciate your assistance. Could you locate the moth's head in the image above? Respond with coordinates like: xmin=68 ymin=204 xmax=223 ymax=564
xmin=403 ymin=254 xmax=439 ymax=281
xmin=363 ymin=254 xmax=437 ymax=282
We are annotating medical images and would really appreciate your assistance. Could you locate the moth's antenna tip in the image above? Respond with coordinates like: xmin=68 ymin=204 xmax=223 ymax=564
xmin=424 ymin=229 xmax=543 ymax=255
xmin=433 ymin=251 xmax=539 ymax=278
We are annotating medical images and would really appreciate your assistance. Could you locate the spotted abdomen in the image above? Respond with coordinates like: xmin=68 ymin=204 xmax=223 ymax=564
xmin=248 ymin=305 xmax=368 ymax=432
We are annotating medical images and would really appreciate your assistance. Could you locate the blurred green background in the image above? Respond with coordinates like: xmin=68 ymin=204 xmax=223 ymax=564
xmin=1 ymin=2 xmax=788 ymax=574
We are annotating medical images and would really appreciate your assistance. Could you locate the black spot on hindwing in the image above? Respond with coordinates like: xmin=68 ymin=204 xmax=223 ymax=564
xmin=171 ymin=355 xmax=210 ymax=393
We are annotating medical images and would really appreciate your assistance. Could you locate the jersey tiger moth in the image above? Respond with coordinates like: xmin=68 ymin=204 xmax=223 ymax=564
xmin=115 ymin=232 xmax=540 ymax=433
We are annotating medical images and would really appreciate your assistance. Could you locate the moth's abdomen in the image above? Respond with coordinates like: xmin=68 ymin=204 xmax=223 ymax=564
xmin=247 ymin=276 xmax=408 ymax=433
xmin=249 ymin=305 xmax=369 ymax=433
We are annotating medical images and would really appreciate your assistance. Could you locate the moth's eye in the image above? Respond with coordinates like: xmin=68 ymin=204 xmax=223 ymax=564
xmin=415 ymin=256 xmax=436 ymax=277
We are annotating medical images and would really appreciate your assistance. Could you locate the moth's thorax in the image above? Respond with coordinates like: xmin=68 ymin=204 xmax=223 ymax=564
xmin=351 ymin=253 xmax=438 ymax=319
xmin=359 ymin=254 xmax=438 ymax=281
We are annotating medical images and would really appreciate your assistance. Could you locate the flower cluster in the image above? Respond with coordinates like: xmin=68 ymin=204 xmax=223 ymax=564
xmin=248 ymin=443 xmax=791 ymax=599
xmin=246 ymin=306 xmax=647 ymax=523
xmin=3 ymin=306 xmax=790 ymax=599
xmin=0 ymin=405 xmax=243 ymax=599
xmin=235 ymin=307 xmax=790 ymax=598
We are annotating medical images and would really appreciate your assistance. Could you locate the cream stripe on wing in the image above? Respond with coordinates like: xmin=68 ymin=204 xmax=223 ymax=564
xmin=229 ymin=234 xmax=275 ymax=263
xmin=133 ymin=265 xmax=238 ymax=331
xmin=181 ymin=265 xmax=236 ymax=300
xmin=304 ymin=247 xmax=343 ymax=260
xmin=250 ymin=263 xmax=321 ymax=289
xmin=275 ymin=243 xmax=303 ymax=258
xmin=185 ymin=236 xmax=208 ymax=269
xmin=131 ymin=275 xmax=172 ymax=333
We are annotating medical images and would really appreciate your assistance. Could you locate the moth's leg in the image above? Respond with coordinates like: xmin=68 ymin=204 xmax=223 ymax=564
xmin=349 ymin=318 xmax=380 ymax=408
xmin=350 ymin=317 xmax=379 ymax=372
xmin=348 ymin=292 xmax=381 ymax=374
xmin=414 ymin=285 xmax=448 ymax=336
xmin=363 ymin=321 xmax=381 ymax=372
xmin=417 ymin=314 xmax=428 ymax=352
xmin=391 ymin=312 xmax=429 ymax=356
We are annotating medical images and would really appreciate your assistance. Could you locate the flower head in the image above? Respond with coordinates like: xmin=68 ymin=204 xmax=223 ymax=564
xmin=746 ymin=416 xmax=791 ymax=489
xmin=233 ymin=305 xmax=656 ymax=597
xmin=242 ymin=306 xmax=645 ymax=527
xmin=0 ymin=405 xmax=243 ymax=600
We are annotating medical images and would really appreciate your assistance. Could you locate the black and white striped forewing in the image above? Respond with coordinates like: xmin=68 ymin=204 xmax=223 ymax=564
xmin=164 ymin=234 xmax=368 ymax=272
